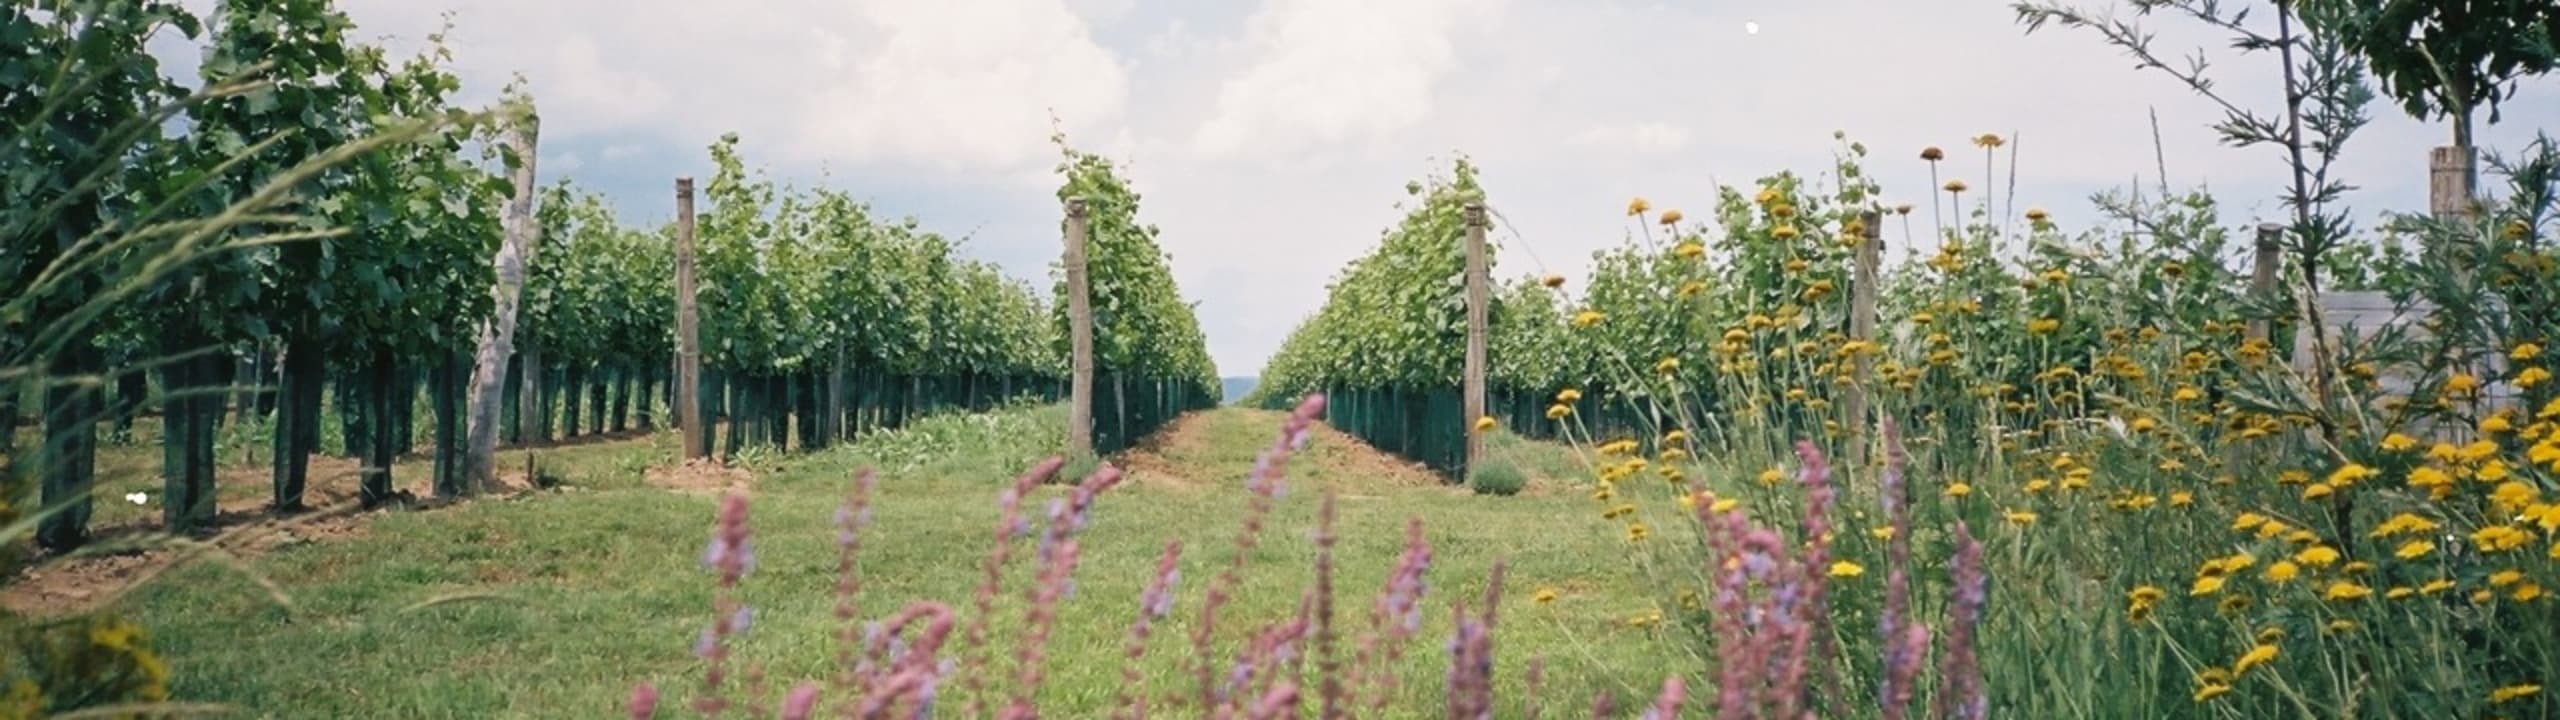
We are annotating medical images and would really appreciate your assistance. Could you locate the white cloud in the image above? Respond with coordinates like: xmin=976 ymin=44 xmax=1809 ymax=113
xmin=1189 ymin=0 xmax=1501 ymax=163
xmin=1568 ymin=122 xmax=1692 ymax=153
xmin=792 ymin=0 xmax=1129 ymax=176
xmin=601 ymin=144 xmax=645 ymax=161
xmin=547 ymin=152 xmax=585 ymax=174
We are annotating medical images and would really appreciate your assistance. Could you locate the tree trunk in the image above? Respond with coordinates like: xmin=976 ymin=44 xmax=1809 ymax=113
xmin=37 ymin=342 xmax=103 ymax=551
xmin=270 ymin=339 xmax=325 ymax=513
xmin=463 ymin=113 xmax=542 ymax=493
xmin=110 ymin=362 xmax=149 ymax=443
xmin=588 ymin=365 xmax=608 ymax=437
xmin=562 ymin=364 xmax=585 ymax=439
xmin=635 ymin=364 xmax=656 ymax=432
xmin=723 ymin=374 xmax=746 ymax=458
xmin=161 ymin=345 xmax=222 ymax=534
xmin=500 ymin=352 xmax=522 ymax=444
xmin=359 ymin=349 xmax=397 ymax=507
xmin=392 ymin=365 xmax=417 ymax=457
xmin=338 ymin=368 xmax=372 ymax=461
xmin=611 ymin=362 xmax=631 ymax=433
xmin=433 ymin=350 xmax=467 ymax=498
xmin=520 ymin=345 xmax=546 ymax=444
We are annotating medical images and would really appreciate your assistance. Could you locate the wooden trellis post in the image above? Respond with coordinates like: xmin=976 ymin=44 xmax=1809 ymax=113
xmin=675 ymin=177 xmax=706 ymax=461
xmin=1462 ymin=202 xmax=1490 ymax=473
xmin=1065 ymin=197 xmax=1096 ymax=457
xmin=1846 ymin=210 xmax=1882 ymax=467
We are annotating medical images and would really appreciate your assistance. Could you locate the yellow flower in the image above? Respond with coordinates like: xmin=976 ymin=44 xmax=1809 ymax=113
xmin=1711 ymin=497 xmax=1738 ymax=514
xmin=2327 ymin=463 xmax=2376 ymax=486
xmin=2490 ymin=569 xmax=2526 ymax=587
xmin=1829 ymin=560 xmax=1866 ymax=578
xmin=2519 ymin=366 xmax=2552 ymax=388
xmin=2447 ymin=372 xmax=2481 ymax=395
xmin=1627 ymin=197 xmax=1651 ymax=216
xmin=2193 ymin=682 xmax=2233 ymax=703
xmin=1660 ymin=209 xmax=1685 ymax=225
xmin=1533 ymin=587 xmax=1560 ymax=605
xmin=2473 ymin=525 xmax=2534 ymax=553
xmin=1662 ymin=429 xmax=1687 ymax=444
xmin=2232 ymin=512 xmax=2271 ymax=532
xmin=2173 ymin=386 xmax=2204 ymax=403
xmin=2394 ymin=540 xmax=2434 ymax=560
xmin=1626 ymin=522 xmax=1650 ymax=542
xmin=1921 ymin=146 xmax=1945 ymax=161
xmin=2170 ymin=491 xmax=2194 ymax=507
xmin=2491 ymin=684 xmax=2543 ymax=704
xmin=1944 ymin=179 xmax=1969 ymax=193
xmin=1772 ymin=224 xmax=1801 ymax=241
xmin=2191 ymin=575 xmax=2228 ymax=596
xmin=2322 ymin=582 xmax=2373 ymax=601
xmin=1758 ymin=468 xmax=1784 ymax=485
xmin=2004 ymin=508 xmax=2038 ymax=526
xmin=1474 ymin=416 xmax=1497 ymax=432
xmin=1973 ymin=133 xmax=2006 ymax=149
xmin=2301 ymin=483 xmax=2335 ymax=500
xmin=2027 ymin=318 xmax=2062 ymax=335
xmin=2233 ymin=643 xmax=2278 ymax=677
xmin=2514 ymin=343 xmax=2543 ymax=362
xmin=1944 ymin=482 xmax=1973 ymax=498
xmin=1545 ymin=404 xmax=1571 ymax=421
xmin=2421 ymin=578 xmax=2457 ymax=595
xmin=2381 ymin=433 xmax=2418 ymax=451
xmin=2485 ymin=414 xmax=2517 ymax=434
xmin=1573 ymin=309 xmax=1605 ymax=328
xmin=2262 ymin=561 xmax=2301 ymax=583
xmin=1542 ymin=273 xmax=1566 ymax=289
xmin=2026 ymin=207 xmax=2050 ymax=222
xmin=2295 ymin=546 xmax=2341 ymax=567
xmin=1556 ymin=388 xmax=1583 ymax=403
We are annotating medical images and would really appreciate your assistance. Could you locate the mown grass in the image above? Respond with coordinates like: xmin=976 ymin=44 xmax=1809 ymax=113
xmin=86 ymin=404 xmax=1684 ymax=718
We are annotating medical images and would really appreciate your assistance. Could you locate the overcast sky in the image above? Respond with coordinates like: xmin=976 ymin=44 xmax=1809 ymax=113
xmin=168 ymin=0 xmax=2558 ymax=377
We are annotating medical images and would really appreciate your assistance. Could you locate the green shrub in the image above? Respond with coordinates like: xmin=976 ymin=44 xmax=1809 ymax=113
xmin=1468 ymin=457 xmax=1528 ymax=496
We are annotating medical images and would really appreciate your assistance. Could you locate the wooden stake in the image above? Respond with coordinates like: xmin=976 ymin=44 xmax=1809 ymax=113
xmin=1462 ymin=202 xmax=1490 ymax=474
xmin=1846 ymin=211 xmax=1882 ymax=467
xmin=1065 ymin=197 xmax=1096 ymax=457
xmin=2247 ymin=223 xmax=2284 ymax=344
xmin=675 ymin=177 xmax=706 ymax=461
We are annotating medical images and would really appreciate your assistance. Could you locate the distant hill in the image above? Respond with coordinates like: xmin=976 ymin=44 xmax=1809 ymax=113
xmin=1220 ymin=377 xmax=1259 ymax=405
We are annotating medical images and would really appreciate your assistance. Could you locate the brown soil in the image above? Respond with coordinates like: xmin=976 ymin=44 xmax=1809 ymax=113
xmin=1112 ymin=408 xmax=1453 ymax=494
xmin=4 ymin=454 xmax=549 ymax=620
xmin=642 ymin=457 xmax=757 ymax=496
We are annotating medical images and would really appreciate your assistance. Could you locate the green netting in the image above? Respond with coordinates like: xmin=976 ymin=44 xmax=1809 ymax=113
xmin=1320 ymin=386 xmax=1467 ymax=480
xmin=1091 ymin=373 xmax=1217 ymax=455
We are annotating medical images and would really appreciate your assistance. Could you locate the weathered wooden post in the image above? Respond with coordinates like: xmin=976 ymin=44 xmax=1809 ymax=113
xmin=1065 ymin=197 xmax=1096 ymax=457
xmin=1847 ymin=210 xmax=1882 ymax=467
xmin=2247 ymin=223 xmax=2284 ymax=344
xmin=1462 ymin=202 xmax=1490 ymax=474
xmin=2433 ymin=146 xmax=2478 ymax=286
xmin=675 ymin=177 xmax=707 ymax=461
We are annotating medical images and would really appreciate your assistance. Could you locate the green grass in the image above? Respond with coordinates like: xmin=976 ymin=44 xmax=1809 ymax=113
xmin=80 ymin=404 xmax=1684 ymax=718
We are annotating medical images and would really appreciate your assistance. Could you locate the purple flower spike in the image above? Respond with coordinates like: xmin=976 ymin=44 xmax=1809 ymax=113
xmin=779 ymin=682 xmax=819 ymax=720
xmin=626 ymin=683 xmax=658 ymax=719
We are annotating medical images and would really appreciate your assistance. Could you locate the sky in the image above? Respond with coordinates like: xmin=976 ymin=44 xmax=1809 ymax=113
xmin=163 ymin=0 xmax=2559 ymax=377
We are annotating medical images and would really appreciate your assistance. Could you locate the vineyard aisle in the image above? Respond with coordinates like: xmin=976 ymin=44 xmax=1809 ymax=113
xmin=5 ymin=404 xmax=1666 ymax=718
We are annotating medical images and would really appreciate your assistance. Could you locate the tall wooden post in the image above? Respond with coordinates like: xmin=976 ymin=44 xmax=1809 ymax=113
xmin=1064 ymin=198 xmax=1096 ymax=457
xmin=1846 ymin=210 xmax=1881 ymax=467
xmin=2247 ymin=223 xmax=2284 ymax=344
xmin=1462 ymin=202 xmax=1490 ymax=473
xmin=675 ymin=178 xmax=706 ymax=461
xmin=2432 ymin=146 xmax=2478 ymax=287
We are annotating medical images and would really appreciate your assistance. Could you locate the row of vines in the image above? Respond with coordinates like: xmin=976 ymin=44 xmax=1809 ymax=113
xmin=5 ymin=0 xmax=1219 ymax=564
xmin=1248 ymin=135 xmax=2551 ymax=481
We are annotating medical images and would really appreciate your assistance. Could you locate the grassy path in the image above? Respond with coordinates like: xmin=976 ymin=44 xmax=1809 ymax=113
xmin=13 ymin=405 xmax=1682 ymax=718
